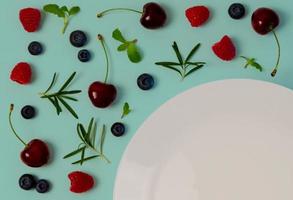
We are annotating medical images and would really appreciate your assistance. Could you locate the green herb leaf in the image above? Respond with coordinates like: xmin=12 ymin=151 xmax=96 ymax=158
xmin=77 ymin=124 xmax=86 ymax=143
xmin=185 ymin=65 xmax=204 ymax=78
xmin=58 ymin=97 xmax=79 ymax=119
xmin=69 ymin=6 xmax=80 ymax=16
xmin=172 ymin=42 xmax=184 ymax=65
xmin=63 ymin=146 xmax=85 ymax=159
xmin=185 ymin=43 xmax=201 ymax=64
xmin=112 ymin=28 xmax=142 ymax=63
xmin=154 ymin=62 xmax=181 ymax=66
xmin=156 ymin=41 xmax=206 ymax=80
xmin=80 ymin=147 xmax=85 ymax=165
xmin=112 ymin=28 xmax=126 ymax=43
xmin=43 ymin=73 xmax=57 ymax=94
xmin=58 ymin=72 xmax=76 ymax=92
xmin=99 ymin=125 xmax=106 ymax=154
xmin=155 ymin=63 xmax=182 ymax=77
xmin=117 ymin=43 xmax=128 ymax=51
xmin=60 ymin=6 xmax=68 ymax=13
xmin=40 ymin=72 xmax=81 ymax=119
xmin=121 ymin=102 xmax=132 ymax=119
xmin=43 ymin=4 xmax=64 ymax=17
xmin=43 ymin=4 xmax=80 ymax=34
xmin=64 ymin=119 xmax=110 ymax=165
xmin=53 ymin=96 xmax=62 ymax=115
xmin=72 ymin=155 xmax=100 ymax=165
xmin=127 ymin=43 xmax=141 ymax=63
xmin=241 ymin=56 xmax=263 ymax=72
xmin=61 ymin=96 xmax=78 ymax=101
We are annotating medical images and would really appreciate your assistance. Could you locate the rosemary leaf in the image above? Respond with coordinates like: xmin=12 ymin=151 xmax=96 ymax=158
xmin=61 ymin=95 xmax=78 ymax=101
xmin=58 ymin=72 xmax=76 ymax=92
xmin=99 ymin=125 xmax=106 ymax=154
xmin=63 ymin=146 xmax=85 ymax=159
xmin=72 ymin=155 xmax=100 ymax=165
xmin=155 ymin=63 xmax=182 ymax=77
xmin=172 ymin=42 xmax=184 ymax=65
xmin=80 ymin=147 xmax=85 ymax=165
xmin=185 ymin=65 xmax=204 ymax=78
xmin=58 ymin=97 xmax=79 ymax=119
xmin=77 ymin=124 xmax=86 ymax=143
xmin=155 ymin=61 xmax=181 ymax=66
xmin=185 ymin=43 xmax=201 ymax=64
xmin=59 ymin=90 xmax=82 ymax=95
xmin=44 ymin=73 xmax=57 ymax=94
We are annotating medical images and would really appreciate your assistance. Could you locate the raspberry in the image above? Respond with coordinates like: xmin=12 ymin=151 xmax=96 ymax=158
xmin=212 ymin=35 xmax=236 ymax=61
xmin=68 ymin=171 xmax=94 ymax=193
xmin=10 ymin=62 xmax=32 ymax=85
xmin=185 ymin=6 xmax=210 ymax=27
xmin=19 ymin=8 xmax=41 ymax=32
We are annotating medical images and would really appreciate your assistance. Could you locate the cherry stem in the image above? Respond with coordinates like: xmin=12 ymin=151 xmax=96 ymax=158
xmin=98 ymin=34 xmax=110 ymax=83
xmin=271 ymin=30 xmax=281 ymax=77
xmin=97 ymin=8 xmax=143 ymax=18
xmin=8 ymin=104 xmax=27 ymax=146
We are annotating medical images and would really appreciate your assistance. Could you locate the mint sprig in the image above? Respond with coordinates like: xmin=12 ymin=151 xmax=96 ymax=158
xmin=43 ymin=4 xmax=80 ymax=34
xmin=40 ymin=72 xmax=81 ymax=119
xmin=155 ymin=42 xmax=206 ymax=80
xmin=63 ymin=118 xmax=110 ymax=165
xmin=112 ymin=28 xmax=142 ymax=63
xmin=241 ymin=56 xmax=263 ymax=72
xmin=121 ymin=102 xmax=132 ymax=119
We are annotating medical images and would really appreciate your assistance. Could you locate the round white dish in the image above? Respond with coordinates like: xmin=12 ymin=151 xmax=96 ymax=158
xmin=114 ymin=80 xmax=293 ymax=200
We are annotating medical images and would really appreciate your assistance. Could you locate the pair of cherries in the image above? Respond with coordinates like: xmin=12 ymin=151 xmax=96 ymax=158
xmin=89 ymin=3 xmax=167 ymax=108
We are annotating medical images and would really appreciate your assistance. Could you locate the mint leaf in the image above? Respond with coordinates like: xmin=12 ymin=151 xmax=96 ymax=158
xmin=44 ymin=4 xmax=80 ymax=34
xmin=43 ymin=4 xmax=64 ymax=18
xmin=112 ymin=29 xmax=126 ymax=43
xmin=118 ymin=43 xmax=128 ymax=51
xmin=69 ymin=6 xmax=80 ymax=16
xmin=60 ymin=6 xmax=68 ymax=13
xmin=241 ymin=56 xmax=263 ymax=72
xmin=121 ymin=102 xmax=132 ymax=119
xmin=127 ymin=43 xmax=141 ymax=63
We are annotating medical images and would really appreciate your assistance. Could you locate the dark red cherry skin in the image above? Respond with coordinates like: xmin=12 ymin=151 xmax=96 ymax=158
xmin=252 ymin=8 xmax=279 ymax=35
xmin=20 ymin=139 xmax=50 ymax=168
xmin=88 ymin=81 xmax=117 ymax=108
xmin=140 ymin=2 xmax=167 ymax=29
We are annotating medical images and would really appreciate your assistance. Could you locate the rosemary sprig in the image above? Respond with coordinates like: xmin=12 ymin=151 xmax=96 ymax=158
xmin=40 ymin=72 xmax=81 ymax=119
xmin=155 ymin=42 xmax=206 ymax=80
xmin=63 ymin=118 xmax=110 ymax=165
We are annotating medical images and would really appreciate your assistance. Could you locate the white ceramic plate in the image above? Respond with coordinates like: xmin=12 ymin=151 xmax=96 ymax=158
xmin=114 ymin=80 xmax=293 ymax=200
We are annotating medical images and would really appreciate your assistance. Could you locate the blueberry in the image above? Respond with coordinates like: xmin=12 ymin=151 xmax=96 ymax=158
xmin=36 ymin=179 xmax=50 ymax=193
xmin=228 ymin=3 xmax=245 ymax=19
xmin=137 ymin=73 xmax=154 ymax=90
xmin=78 ymin=49 xmax=91 ymax=62
xmin=28 ymin=41 xmax=43 ymax=55
xmin=70 ymin=30 xmax=87 ymax=47
xmin=19 ymin=174 xmax=36 ymax=190
xmin=21 ymin=105 xmax=36 ymax=119
xmin=111 ymin=122 xmax=126 ymax=137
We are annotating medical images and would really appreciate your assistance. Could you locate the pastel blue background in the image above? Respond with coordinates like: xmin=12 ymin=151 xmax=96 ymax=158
xmin=0 ymin=0 xmax=292 ymax=199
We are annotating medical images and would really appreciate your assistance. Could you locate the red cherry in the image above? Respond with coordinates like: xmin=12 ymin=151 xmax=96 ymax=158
xmin=88 ymin=35 xmax=117 ymax=108
xmin=251 ymin=8 xmax=281 ymax=77
xmin=140 ymin=2 xmax=167 ymax=29
xmin=88 ymin=81 xmax=117 ymax=108
xmin=252 ymin=8 xmax=279 ymax=35
xmin=97 ymin=2 xmax=167 ymax=29
xmin=21 ymin=139 xmax=50 ymax=167
xmin=9 ymin=104 xmax=50 ymax=168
